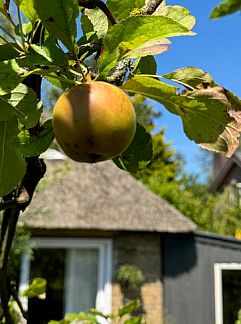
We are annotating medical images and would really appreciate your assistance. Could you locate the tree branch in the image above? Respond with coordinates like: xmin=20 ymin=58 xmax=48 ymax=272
xmin=78 ymin=0 xmax=117 ymax=25
xmin=0 ymin=22 xmax=46 ymax=322
xmin=9 ymin=281 xmax=28 ymax=320
xmin=139 ymin=0 xmax=164 ymax=15
xmin=105 ymin=0 xmax=164 ymax=85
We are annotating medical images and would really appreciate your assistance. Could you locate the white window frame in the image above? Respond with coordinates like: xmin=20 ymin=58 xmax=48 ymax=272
xmin=19 ymin=238 xmax=112 ymax=316
xmin=214 ymin=262 xmax=241 ymax=324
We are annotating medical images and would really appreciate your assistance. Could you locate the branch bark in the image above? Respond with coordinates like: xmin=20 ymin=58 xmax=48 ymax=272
xmin=79 ymin=0 xmax=117 ymax=25
xmin=140 ymin=0 xmax=164 ymax=15
xmin=0 ymin=23 xmax=46 ymax=323
xmin=107 ymin=0 xmax=164 ymax=85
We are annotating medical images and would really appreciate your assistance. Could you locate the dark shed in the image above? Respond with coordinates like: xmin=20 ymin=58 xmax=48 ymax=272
xmin=163 ymin=231 xmax=241 ymax=324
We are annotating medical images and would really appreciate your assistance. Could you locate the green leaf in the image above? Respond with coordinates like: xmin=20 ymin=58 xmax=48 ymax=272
xmin=123 ymin=75 xmax=241 ymax=157
xmin=0 ymin=44 xmax=21 ymax=62
xmin=106 ymin=0 xmax=145 ymax=21
xmin=0 ymin=59 xmax=25 ymax=95
xmin=99 ymin=15 xmax=195 ymax=77
xmin=0 ymin=96 xmax=15 ymax=121
xmin=20 ymin=43 xmax=64 ymax=73
xmin=134 ymin=56 xmax=157 ymax=75
xmin=14 ymin=0 xmax=38 ymax=23
xmin=122 ymin=76 xmax=178 ymax=114
xmin=15 ymin=22 xmax=33 ymax=37
xmin=2 ymin=83 xmax=42 ymax=128
xmin=118 ymin=300 xmax=141 ymax=317
xmin=81 ymin=8 xmax=108 ymax=40
xmin=29 ymin=44 xmax=52 ymax=63
xmin=124 ymin=316 xmax=142 ymax=324
xmin=162 ymin=66 xmax=213 ymax=89
xmin=156 ymin=5 xmax=196 ymax=30
xmin=21 ymin=277 xmax=47 ymax=298
xmin=121 ymin=38 xmax=170 ymax=60
xmin=210 ymin=0 xmax=241 ymax=18
xmin=44 ymin=37 xmax=69 ymax=67
xmin=0 ymin=118 xmax=26 ymax=197
xmin=81 ymin=12 xmax=96 ymax=41
xmin=19 ymin=119 xmax=54 ymax=157
xmin=33 ymin=0 xmax=79 ymax=52
xmin=200 ymin=110 xmax=241 ymax=157
xmin=106 ymin=16 xmax=194 ymax=54
xmin=113 ymin=124 xmax=153 ymax=173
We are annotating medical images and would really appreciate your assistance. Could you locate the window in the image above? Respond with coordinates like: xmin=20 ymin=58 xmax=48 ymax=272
xmin=19 ymin=238 xmax=112 ymax=324
xmin=214 ymin=263 xmax=241 ymax=324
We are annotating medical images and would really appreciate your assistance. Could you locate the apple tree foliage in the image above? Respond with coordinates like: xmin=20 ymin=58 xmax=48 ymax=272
xmin=0 ymin=0 xmax=241 ymax=321
xmin=211 ymin=0 xmax=241 ymax=18
xmin=0 ymin=0 xmax=241 ymax=198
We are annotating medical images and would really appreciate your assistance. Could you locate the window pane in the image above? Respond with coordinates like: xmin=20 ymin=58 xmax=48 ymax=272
xmin=222 ymin=269 xmax=241 ymax=324
xmin=65 ymin=248 xmax=99 ymax=313
xmin=28 ymin=248 xmax=66 ymax=324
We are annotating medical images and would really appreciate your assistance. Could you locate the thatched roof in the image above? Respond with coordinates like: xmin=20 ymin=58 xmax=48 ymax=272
xmin=21 ymin=157 xmax=196 ymax=233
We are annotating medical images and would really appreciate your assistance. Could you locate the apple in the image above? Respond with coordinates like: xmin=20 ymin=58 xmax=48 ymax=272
xmin=52 ymin=81 xmax=136 ymax=163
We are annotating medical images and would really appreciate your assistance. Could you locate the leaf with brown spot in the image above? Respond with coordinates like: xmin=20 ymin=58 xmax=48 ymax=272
xmin=122 ymin=75 xmax=241 ymax=157
xmin=200 ymin=111 xmax=241 ymax=157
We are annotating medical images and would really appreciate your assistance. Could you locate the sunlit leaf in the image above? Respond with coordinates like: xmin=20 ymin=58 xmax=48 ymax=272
xmin=113 ymin=124 xmax=153 ymax=173
xmin=33 ymin=0 xmax=79 ymax=52
xmin=155 ymin=5 xmax=196 ymax=30
xmin=106 ymin=0 xmax=145 ymax=21
xmin=14 ymin=0 xmax=38 ymax=23
xmin=211 ymin=0 xmax=241 ymax=19
xmin=15 ymin=21 xmax=33 ymax=37
xmin=2 ymin=83 xmax=42 ymax=128
xmin=82 ymin=8 xmax=108 ymax=40
xmin=162 ymin=66 xmax=213 ymax=89
xmin=124 ymin=316 xmax=142 ymax=324
xmin=118 ymin=300 xmax=142 ymax=317
xmin=122 ymin=75 xmax=241 ymax=157
xmin=0 ymin=118 xmax=26 ymax=197
xmin=99 ymin=15 xmax=195 ymax=77
xmin=200 ymin=110 xmax=241 ymax=157
xmin=121 ymin=38 xmax=170 ymax=59
xmin=21 ymin=277 xmax=46 ymax=298
xmin=122 ymin=76 xmax=178 ymax=114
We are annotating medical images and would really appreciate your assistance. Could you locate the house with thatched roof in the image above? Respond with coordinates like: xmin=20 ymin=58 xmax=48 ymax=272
xmin=18 ymin=151 xmax=241 ymax=324
xmin=18 ymin=150 xmax=195 ymax=324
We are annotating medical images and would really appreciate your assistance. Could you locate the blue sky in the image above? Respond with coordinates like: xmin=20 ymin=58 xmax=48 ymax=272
xmin=152 ymin=1 xmax=241 ymax=178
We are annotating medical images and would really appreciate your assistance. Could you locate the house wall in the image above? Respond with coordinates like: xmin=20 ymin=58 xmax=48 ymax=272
xmin=213 ymin=153 xmax=228 ymax=179
xmin=112 ymin=232 xmax=163 ymax=324
xmin=218 ymin=164 xmax=241 ymax=190
xmin=163 ymin=232 xmax=241 ymax=324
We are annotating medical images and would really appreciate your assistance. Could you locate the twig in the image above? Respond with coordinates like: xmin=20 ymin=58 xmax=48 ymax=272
xmin=96 ymin=0 xmax=117 ymax=25
xmin=4 ymin=0 xmax=10 ymax=13
xmin=107 ymin=60 xmax=131 ymax=86
xmin=105 ymin=0 xmax=164 ymax=85
xmin=78 ymin=0 xmax=117 ymax=25
xmin=16 ymin=4 xmax=27 ymax=52
xmin=0 ymin=207 xmax=21 ymax=324
xmin=10 ymin=281 xmax=28 ymax=320
xmin=139 ymin=0 xmax=165 ymax=15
